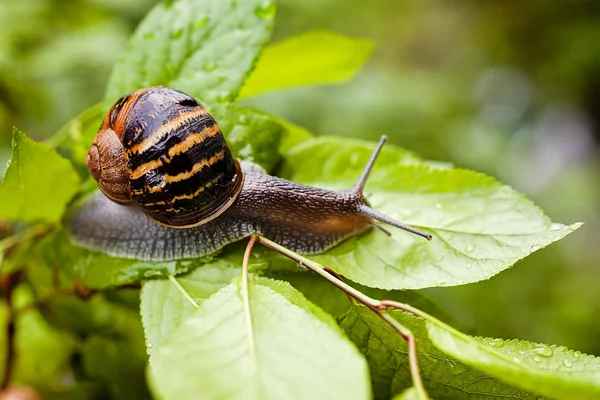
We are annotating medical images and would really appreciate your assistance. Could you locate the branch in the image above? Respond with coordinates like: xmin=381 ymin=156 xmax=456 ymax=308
xmin=254 ymin=236 xmax=430 ymax=397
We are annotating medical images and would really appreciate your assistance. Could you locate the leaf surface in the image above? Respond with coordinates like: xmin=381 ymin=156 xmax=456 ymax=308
xmin=0 ymin=129 xmax=80 ymax=222
xmin=339 ymin=304 xmax=538 ymax=399
xmin=239 ymin=30 xmax=373 ymax=98
xmin=150 ymin=277 xmax=370 ymax=400
xmin=281 ymin=137 xmax=581 ymax=289
xmin=427 ymin=322 xmax=600 ymax=400
xmin=141 ymin=260 xmax=241 ymax=354
xmin=106 ymin=0 xmax=276 ymax=104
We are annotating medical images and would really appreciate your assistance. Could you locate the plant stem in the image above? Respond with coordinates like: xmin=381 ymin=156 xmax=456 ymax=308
xmin=242 ymin=236 xmax=259 ymax=375
xmin=256 ymin=236 xmax=427 ymax=396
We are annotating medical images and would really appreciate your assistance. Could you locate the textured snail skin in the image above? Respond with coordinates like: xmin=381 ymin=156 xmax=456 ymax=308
xmin=69 ymin=163 xmax=371 ymax=260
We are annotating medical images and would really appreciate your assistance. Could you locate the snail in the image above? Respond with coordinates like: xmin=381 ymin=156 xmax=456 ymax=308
xmin=69 ymin=86 xmax=431 ymax=261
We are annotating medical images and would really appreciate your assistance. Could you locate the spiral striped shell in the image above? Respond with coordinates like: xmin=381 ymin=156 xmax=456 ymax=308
xmin=86 ymin=87 xmax=243 ymax=228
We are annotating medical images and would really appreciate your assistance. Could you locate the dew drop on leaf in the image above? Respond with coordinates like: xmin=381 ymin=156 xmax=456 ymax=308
xmin=530 ymin=244 xmax=542 ymax=252
xmin=562 ymin=360 xmax=572 ymax=368
xmin=550 ymin=222 xmax=565 ymax=231
xmin=533 ymin=356 xmax=542 ymax=363
xmin=512 ymin=357 xmax=521 ymax=363
xmin=435 ymin=203 xmax=443 ymax=209
xmin=465 ymin=262 xmax=472 ymax=269
xmin=533 ymin=346 xmax=554 ymax=358
xmin=488 ymin=339 xmax=505 ymax=348
xmin=465 ymin=244 xmax=475 ymax=252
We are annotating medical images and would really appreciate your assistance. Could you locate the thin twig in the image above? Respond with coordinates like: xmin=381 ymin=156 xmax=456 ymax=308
xmin=242 ymin=236 xmax=259 ymax=375
xmin=256 ymin=236 xmax=427 ymax=396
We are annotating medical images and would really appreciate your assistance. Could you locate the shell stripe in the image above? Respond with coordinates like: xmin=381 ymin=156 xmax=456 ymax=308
xmin=131 ymin=152 xmax=230 ymax=204
xmin=128 ymin=124 xmax=220 ymax=180
xmin=141 ymin=173 xmax=225 ymax=207
xmin=126 ymin=107 xmax=210 ymax=156
xmin=162 ymin=150 xmax=225 ymax=184
xmin=129 ymin=134 xmax=233 ymax=205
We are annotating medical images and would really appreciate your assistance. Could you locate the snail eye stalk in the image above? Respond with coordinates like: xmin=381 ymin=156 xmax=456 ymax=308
xmin=353 ymin=135 xmax=433 ymax=241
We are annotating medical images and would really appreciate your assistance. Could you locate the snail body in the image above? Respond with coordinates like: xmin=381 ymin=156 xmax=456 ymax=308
xmin=70 ymin=87 xmax=431 ymax=261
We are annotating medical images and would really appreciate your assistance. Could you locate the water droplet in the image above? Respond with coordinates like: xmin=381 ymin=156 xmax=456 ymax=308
xmin=465 ymin=262 xmax=473 ymax=269
xmin=533 ymin=356 xmax=542 ymax=363
xmin=530 ymin=244 xmax=541 ymax=252
xmin=512 ymin=357 xmax=521 ymax=363
xmin=489 ymin=339 xmax=505 ymax=348
xmin=519 ymin=350 xmax=525 ymax=355
xmin=533 ymin=346 xmax=553 ymax=358
xmin=562 ymin=360 xmax=572 ymax=368
xmin=457 ymin=280 xmax=464 ymax=285
xmin=146 ymin=341 xmax=153 ymax=349
xmin=550 ymin=222 xmax=565 ymax=231
xmin=481 ymin=258 xmax=488 ymax=264
xmin=254 ymin=1 xmax=276 ymax=19
xmin=435 ymin=203 xmax=443 ymax=210
xmin=435 ymin=280 xmax=447 ymax=286
xmin=465 ymin=244 xmax=475 ymax=252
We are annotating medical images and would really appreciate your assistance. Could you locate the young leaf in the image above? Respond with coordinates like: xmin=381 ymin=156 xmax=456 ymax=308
xmin=281 ymin=137 xmax=581 ymax=289
xmin=0 ymin=129 xmax=80 ymax=223
xmin=427 ymin=322 xmax=600 ymax=400
xmin=141 ymin=261 xmax=241 ymax=354
xmin=149 ymin=277 xmax=370 ymax=400
xmin=106 ymin=0 xmax=276 ymax=104
xmin=339 ymin=304 xmax=539 ymax=399
xmin=239 ymin=30 xmax=373 ymax=99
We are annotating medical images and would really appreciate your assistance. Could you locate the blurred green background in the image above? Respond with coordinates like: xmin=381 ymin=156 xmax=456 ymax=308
xmin=1 ymin=0 xmax=598 ymax=358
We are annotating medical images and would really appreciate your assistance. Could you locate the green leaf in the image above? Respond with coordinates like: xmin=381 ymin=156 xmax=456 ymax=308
xmin=141 ymin=260 xmax=241 ymax=354
xmin=0 ymin=129 xmax=80 ymax=223
xmin=106 ymin=0 xmax=276 ymax=104
xmin=239 ymin=30 xmax=373 ymax=99
xmin=213 ymin=104 xmax=285 ymax=171
xmin=150 ymin=277 xmax=370 ymax=400
xmin=81 ymin=301 xmax=150 ymax=400
xmin=427 ymin=322 xmax=600 ymax=400
xmin=281 ymin=137 xmax=581 ymax=289
xmin=278 ymin=118 xmax=314 ymax=154
xmin=339 ymin=304 xmax=538 ymax=399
